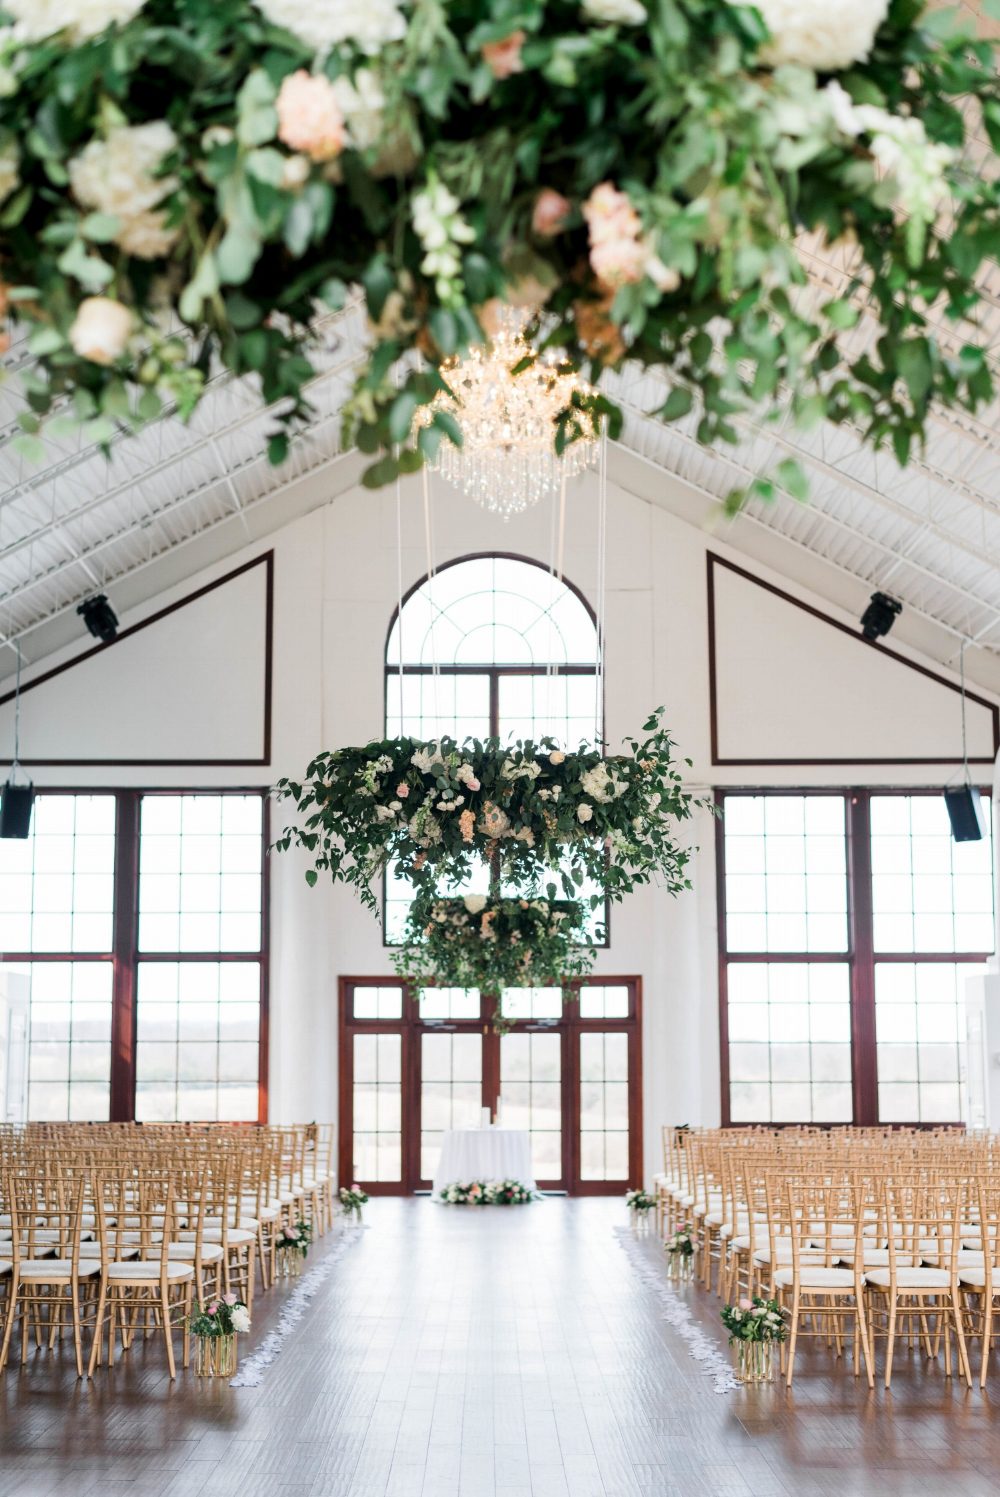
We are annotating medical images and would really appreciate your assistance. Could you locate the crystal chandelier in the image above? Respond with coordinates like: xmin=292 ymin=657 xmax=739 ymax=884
xmin=424 ymin=315 xmax=599 ymax=520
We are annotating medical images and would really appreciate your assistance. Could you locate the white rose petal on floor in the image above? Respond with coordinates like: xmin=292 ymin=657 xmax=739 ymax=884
xmin=614 ymin=1227 xmax=740 ymax=1393
xmin=230 ymin=1225 xmax=364 ymax=1389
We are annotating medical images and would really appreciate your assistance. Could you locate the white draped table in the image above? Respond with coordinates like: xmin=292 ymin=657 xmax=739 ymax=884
xmin=431 ymin=1127 xmax=536 ymax=1198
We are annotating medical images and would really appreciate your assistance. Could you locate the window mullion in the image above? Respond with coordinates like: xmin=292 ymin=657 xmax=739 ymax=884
xmin=847 ymin=792 xmax=878 ymax=1125
xmin=109 ymin=790 xmax=140 ymax=1122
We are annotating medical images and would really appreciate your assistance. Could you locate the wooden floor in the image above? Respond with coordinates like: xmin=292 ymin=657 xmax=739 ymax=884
xmin=1 ymin=1198 xmax=1000 ymax=1495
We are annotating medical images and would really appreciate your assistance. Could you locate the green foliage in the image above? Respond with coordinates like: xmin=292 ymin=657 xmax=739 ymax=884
xmin=392 ymin=893 xmax=596 ymax=1004
xmin=273 ymin=713 xmax=702 ymax=913
xmin=2 ymin=0 xmax=1000 ymax=504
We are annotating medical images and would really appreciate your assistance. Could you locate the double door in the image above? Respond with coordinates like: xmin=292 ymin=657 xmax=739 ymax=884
xmin=340 ymin=978 xmax=641 ymax=1194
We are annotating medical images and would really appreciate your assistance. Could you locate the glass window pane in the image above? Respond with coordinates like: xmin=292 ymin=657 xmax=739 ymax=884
xmin=870 ymin=795 xmax=994 ymax=954
xmin=875 ymin=960 xmax=982 ymax=1122
xmin=723 ymin=795 xmax=847 ymax=954
xmin=134 ymin=961 xmax=261 ymax=1121
xmin=726 ymin=962 xmax=852 ymax=1124
xmin=23 ymin=960 xmax=113 ymax=1120
xmin=353 ymin=1032 xmax=402 ymax=1182
xmin=500 ymin=1031 xmax=562 ymax=1182
xmin=139 ymin=794 xmax=263 ymax=953
xmin=420 ymin=1031 xmax=483 ymax=1180
xmin=0 ymin=794 xmax=115 ymax=952
xmin=579 ymin=1031 xmax=630 ymax=1180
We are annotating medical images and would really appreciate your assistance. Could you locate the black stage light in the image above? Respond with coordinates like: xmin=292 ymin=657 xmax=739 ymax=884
xmin=860 ymin=591 xmax=902 ymax=642
xmin=77 ymin=594 xmax=119 ymax=643
xmin=0 ymin=778 xmax=34 ymax=839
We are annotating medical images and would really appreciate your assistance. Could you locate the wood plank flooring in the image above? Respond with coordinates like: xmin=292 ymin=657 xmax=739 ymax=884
xmin=2 ymin=1198 xmax=1000 ymax=1496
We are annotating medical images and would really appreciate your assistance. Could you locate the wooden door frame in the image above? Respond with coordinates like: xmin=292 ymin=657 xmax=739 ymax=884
xmin=339 ymin=976 xmax=643 ymax=1194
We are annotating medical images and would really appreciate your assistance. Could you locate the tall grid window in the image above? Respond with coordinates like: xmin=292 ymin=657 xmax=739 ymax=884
xmin=719 ymin=790 xmax=994 ymax=1126
xmin=384 ymin=553 xmax=604 ymax=943
xmin=0 ymin=788 xmax=267 ymax=1123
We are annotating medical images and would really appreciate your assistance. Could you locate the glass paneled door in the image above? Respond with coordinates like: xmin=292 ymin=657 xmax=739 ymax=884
xmin=340 ymin=978 xmax=641 ymax=1194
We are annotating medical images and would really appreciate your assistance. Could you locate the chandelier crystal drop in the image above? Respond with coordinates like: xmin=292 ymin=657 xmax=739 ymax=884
xmin=426 ymin=316 xmax=599 ymax=520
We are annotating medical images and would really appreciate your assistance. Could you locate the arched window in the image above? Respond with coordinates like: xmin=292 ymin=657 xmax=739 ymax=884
xmin=386 ymin=554 xmax=601 ymax=745
xmin=384 ymin=554 xmax=603 ymax=940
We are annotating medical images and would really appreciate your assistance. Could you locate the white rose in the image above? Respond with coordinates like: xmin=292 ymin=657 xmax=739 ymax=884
xmin=69 ymin=122 xmax=180 ymax=261
xmin=463 ymin=895 xmax=487 ymax=915
xmin=751 ymin=0 xmax=889 ymax=72
xmin=581 ymin=0 xmax=646 ymax=22
xmin=254 ymin=0 xmax=406 ymax=55
xmin=3 ymin=0 xmax=145 ymax=41
xmin=548 ymin=750 xmax=566 ymax=765
xmin=0 ymin=143 xmax=19 ymax=206
xmin=68 ymin=297 xmax=133 ymax=365
xmin=333 ymin=68 xmax=386 ymax=152
xmin=577 ymin=803 xmax=594 ymax=824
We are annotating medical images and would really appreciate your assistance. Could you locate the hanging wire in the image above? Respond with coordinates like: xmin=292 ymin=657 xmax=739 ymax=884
xmin=420 ymin=464 xmax=442 ymax=730
xmin=12 ymin=640 xmax=22 ymax=775
xmin=395 ymin=470 xmax=405 ymax=735
xmin=594 ymin=421 xmax=608 ymax=749
xmin=960 ymin=637 xmax=970 ymax=784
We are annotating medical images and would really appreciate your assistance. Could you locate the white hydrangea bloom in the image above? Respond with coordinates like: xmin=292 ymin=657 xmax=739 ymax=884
xmin=752 ymin=0 xmax=889 ymax=72
xmin=69 ymin=121 xmax=179 ymax=261
xmin=822 ymin=84 xmax=954 ymax=224
xmin=463 ymin=895 xmax=487 ymax=914
xmin=581 ymin=0 xmax=646 ymax=23
xmin=231 ymin=1305 xmax=251 ymax=1334
xmin=255 ymin=0 xmax=406 ymax=56
xmin=333 ymin=69 xmax=386 ymax=151
xmin=3 ymin=0 xmax=146 ymax=42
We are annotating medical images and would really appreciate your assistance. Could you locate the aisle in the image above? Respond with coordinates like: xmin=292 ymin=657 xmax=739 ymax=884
xmin=1 ymin=1199 xmax=999 ymax=1496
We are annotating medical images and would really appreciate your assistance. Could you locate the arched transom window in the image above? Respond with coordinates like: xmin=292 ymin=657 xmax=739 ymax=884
xmin=386 ymin=554 xmax=601 ymax=746
xmin=384 ymin=554 xmax=604 ymax=941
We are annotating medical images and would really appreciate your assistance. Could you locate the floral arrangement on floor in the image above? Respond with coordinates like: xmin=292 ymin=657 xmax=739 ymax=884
xmin=721 ymin=1295 xmax=786 ymax=1344
xmin=666 ymin=1222 xmax=695 ymax=1259
xmin=275 ymin=712 xmax=697 ymax=912
xmin=440 ymin=1179 xmax=536 ymax=1205
xmin=190 ymin=1292 xmax=251 ymax=1338
xmin=625 ymin=1188 xmax=656 ymax=1214
xmin=392 ymin=892 xmax=595 ymax=994
xmin=1 ymin=0 xmax=999 ymax=502
xmin=276 ymin=1217 xmax=313 ymax=1258
xmin=339 ymin=1185 xmax=369 ymax=1220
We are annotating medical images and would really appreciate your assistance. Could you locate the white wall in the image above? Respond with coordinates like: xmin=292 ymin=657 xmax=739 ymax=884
xmin=9 ymin=458 xmax=997 ymax=1180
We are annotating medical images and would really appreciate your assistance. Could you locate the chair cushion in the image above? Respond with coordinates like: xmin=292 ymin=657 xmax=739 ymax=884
xmin=774 ymin=1267 xmax=856 ymax=1289
xmin=958 ymin=1265 xmax=1000 ymax=1287
xmin=864 ymin=1268 xmax=951 ymax=1288
xmin=18 ymin=1259 xmax=101 ymax=1278
xmin=79 ymin=1243 xmax=140 ymax=1260
xmin=177 ymin=1228 xmax=254 ymax=1247
xmin=163 ymin=1242 xmax=224 ymax=1263
xmin=0 ymin=1260 xmax=10 ymax=1275
xmin=106 ymin=1261 xmax=194 ymax=1281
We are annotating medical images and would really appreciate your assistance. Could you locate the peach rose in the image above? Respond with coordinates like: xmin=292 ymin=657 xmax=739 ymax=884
xmin=532 ymin=188 xmax=571 ymax=237
xmin=590 ymin=237 xmax=647 ymax=288
xmin=276 ymin=71 xmax=346 ymax=163
xmin=482 ymin=30 xmax=525 ymax=79
xmin=583 ymin=181 xmax=641 ymax=245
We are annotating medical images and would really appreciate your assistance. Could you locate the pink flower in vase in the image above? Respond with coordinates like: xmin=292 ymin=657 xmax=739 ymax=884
xmin=207 ymin=1303 xmax=219 ymax=1316
xmin=223 ymin=1293 xmax=238 ymax=1306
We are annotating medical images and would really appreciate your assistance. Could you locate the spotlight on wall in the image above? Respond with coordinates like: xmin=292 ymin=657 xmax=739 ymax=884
xmin=77 ymin=594 xmax=119 ymax=643
xmin=860 ymin=591 xmax=902 ymax=642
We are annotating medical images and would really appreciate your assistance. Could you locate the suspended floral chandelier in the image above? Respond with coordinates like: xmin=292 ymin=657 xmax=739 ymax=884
xmin=424 ymin=316 xmax=599 ymax=520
